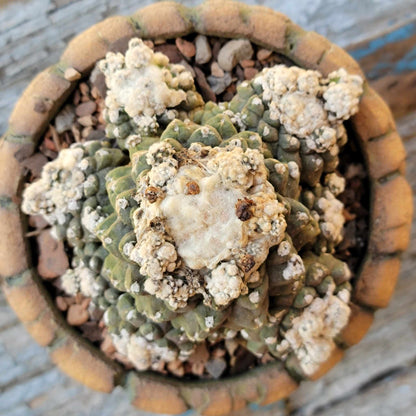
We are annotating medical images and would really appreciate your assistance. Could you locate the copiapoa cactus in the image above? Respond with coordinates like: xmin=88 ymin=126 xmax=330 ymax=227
xmin=22 ymin=38 xmax=363 ymax=379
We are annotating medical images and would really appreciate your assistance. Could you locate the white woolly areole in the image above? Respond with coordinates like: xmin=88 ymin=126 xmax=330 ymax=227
xmin=316 ymin=189 xmax=345 ymax=245
xmin=205 ymin=261 xmax=246 ymax=306
xmin=323 ymin=69 xmax=364 ymax=121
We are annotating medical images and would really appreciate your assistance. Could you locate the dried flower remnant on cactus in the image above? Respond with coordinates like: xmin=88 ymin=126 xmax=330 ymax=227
xmin=99 ymin=38 xmax=204 ymax=149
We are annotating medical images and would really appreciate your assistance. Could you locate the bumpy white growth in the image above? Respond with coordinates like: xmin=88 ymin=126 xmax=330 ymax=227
xmin=131 ymin=140 xmax=287 ymax=308
xmin=81 ymin=206 xmax=106 ymax=235
xmin=277 ymin=290 xmax=351 ymax=376
xmin=60 ymin=264 xmax=101 ymax=298
xmin=110 ymin=329 xmax=177 ymax=371
xmin=253 ymin=65 xmax=363 ymax=149
xmin=324 ymin=172 xmax=346 ymax=196
xmin=324 ymin=69 xmax=364 ymax=121
xmin=205 ymin=261 xmax=246 ymax=306
xmin=315 ymin=188 xmax=345 ymax=245
xmin=99 ymin=38 xmax=196 ymax=141
xmin=283 ymin=254 xmax=305 ymax=281
xmin=22 ymin=146 xmax=86 ymax=229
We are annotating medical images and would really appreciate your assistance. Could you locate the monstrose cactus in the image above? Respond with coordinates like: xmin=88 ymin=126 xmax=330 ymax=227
xmin=22 ymin=38 xmax=364 ymax=379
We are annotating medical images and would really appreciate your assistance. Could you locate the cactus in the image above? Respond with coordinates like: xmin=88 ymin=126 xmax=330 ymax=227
xmin=92 ymin=104 xmax=357 ymax=375
xmin=22 ymin=47 xmax=364 ymax=378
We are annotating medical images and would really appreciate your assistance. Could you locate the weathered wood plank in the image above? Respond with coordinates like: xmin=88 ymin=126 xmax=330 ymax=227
xmin=348 ymin=20 xmax=416 ymax=118
xmin=313 ymin=365 xmax=416 ymax=416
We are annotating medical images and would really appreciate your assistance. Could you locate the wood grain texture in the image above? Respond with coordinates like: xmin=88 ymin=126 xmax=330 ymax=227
xmin=348 ymin=21 xmax=416 ymax=118
xmin=0 ymin=1 xmax=415 ymax=415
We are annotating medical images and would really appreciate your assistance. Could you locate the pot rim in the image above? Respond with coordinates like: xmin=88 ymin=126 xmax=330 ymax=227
xmin=0 ymin=1 xmax=412 ymax=414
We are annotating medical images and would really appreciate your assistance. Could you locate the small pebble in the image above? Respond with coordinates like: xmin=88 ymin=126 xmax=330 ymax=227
xmin=82 ymin=126 xmax=94 ymax=138
xmin=78 ymin=115 xmax=96 ymax=127
xmin=167 ymin=360 xmax=185 ymax=377
xmin=244 ymin=67 xmax=258 ymax=80
xmin=67 ymin=304 xmax=89 ymax=326
xmin=225 ymin=339 xmax=239 ymax=356
xmin=154 ymin=43 xmax=182 ymax=63
xmin=240 ymin=59 xmax=255 ymax=68
xmin=210 ymin=61 xmax=224 ymax=78
xmin=55 ymin=105 xmax=75 ymax=134
xmin=143 ymin=40 xmax=154 ymax=49
xmin=207 ymin=72 xmax=232 ymax=95
xmin=89 ymin=66 xmax=107 ymax=98
xmin=205 ymin=358 xmax=227 ymax=379
xmin=211 ymin=39 xmax=222 ymax=60
xmin=191 ymin=362 xmax=205 ymax=376
xmin=56 ymin=296 xmax=68 ymax=311
xmin=28 ymin=214 xmax=49 ymax=230
xmin=257 ymin=48 xmax=273 ymax=61
xmin=63 ymin=297 xmax=76 ymax=306
xmin=154 ymin=38 xmax=166 ymax=45
xmin=100 ymin=334 xmax=116 ymax=355
xmin=79 ymin=82 xmax=89 ymax=96
xmin=75 ymin=101 xmax=97 ymax=117
xmin=194 ymin=67 xmax=216 ymax=102
xmin=81 ymin=298 xmax=91 ymax=309
xmin=64 ymin=67 xmax=81 ymax=81
xmin=195 ymin=35 xmax=212 ymax=64
xmin=217 ymin=39 xmax=253 ymax=71
xmin=37 ymin=230 xmax=69 ymax=279
xmin=175 ymin=38 xmax=196 ymax=58
xmin=188 ymin=343 xmax=210 ymax=365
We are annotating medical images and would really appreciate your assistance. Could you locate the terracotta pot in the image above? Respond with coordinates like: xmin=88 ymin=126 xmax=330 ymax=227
xmin=0 ymin=1 xmax=412 ymax=415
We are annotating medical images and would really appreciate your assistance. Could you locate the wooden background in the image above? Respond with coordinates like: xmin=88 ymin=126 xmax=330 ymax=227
xmin=1 ymin=0 xmax=416 ymax=415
